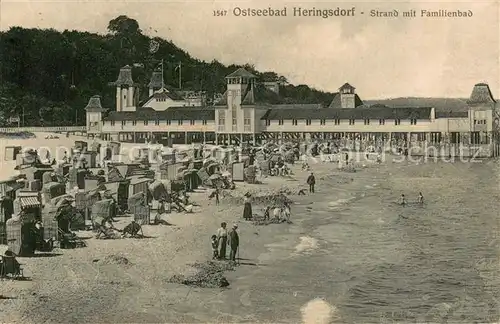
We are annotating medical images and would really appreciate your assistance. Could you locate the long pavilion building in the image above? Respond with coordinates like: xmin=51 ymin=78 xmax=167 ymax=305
xmin=85 ymin=66 xmax=500 ymax=157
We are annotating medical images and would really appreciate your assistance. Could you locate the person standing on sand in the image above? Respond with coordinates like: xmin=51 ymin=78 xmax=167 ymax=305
xmin=417 ymin=192 xmax=424 ymax=204
xmin=243 ymin=193 xmax=253 ymax=220
xmin=217 ymin=222 xmax=228 ymax=259
xmin=215 ymin=188 xmax=220 ymax=206
xmin=399 ymin=194 xmax=407 ymax=206
xmin=307 ymin=172 xmax=316 ymax=193
xmin=228 ymin=224 xmax=239 ymax=263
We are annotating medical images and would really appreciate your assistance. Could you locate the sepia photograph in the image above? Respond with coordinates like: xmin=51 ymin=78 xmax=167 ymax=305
xmin=0 ymin=0 xmax=499 ymax=323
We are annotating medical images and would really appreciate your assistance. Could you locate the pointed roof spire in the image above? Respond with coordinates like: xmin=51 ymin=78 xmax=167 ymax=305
xmin=467 ymin=83 xmax=496 ymax=104
xmin=85 ymin=95 xmax=105 ymax=112
xmin=109 ymin=65 xmax=135 ymax=86
xmin=339 ymin=83 xmax=355 ymax=90
xmin=226 ymin=68 xmax=256 ymax=79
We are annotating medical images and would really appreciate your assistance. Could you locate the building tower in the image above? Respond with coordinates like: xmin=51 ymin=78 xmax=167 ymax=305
xmin=339 ymin=83 xmax=356 ymax=108
xmin=148 ymin=69 xmax=164 ymax=96
xmin=466 ymin=83 xmax=498 ymax=155
xmin=109 ymin=65 xmax=136 ymax=112
xmin=225 ymin=68 xmax=256 ymax=133
xmin=85 ymin=95 xmax=106 ymax=135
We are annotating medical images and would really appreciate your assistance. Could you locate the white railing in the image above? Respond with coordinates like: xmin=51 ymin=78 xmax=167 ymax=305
xmin=0 ymin=126 xmax=86 ymax=133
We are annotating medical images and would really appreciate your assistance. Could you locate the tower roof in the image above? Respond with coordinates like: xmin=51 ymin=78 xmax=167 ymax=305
xmin=467 ymin=83 xmax=496 ymax=104
xmin=225 ymin=68 xmax=256 ymax=79
xmin=148 ymin=70 xmax=164 ymax=88
xmin=109 ymin=65 xmax=135 ymax=86
xmin=84 ymin=95 xmax=105 ymax=112
xmin=339 ymin=83 xmax=355 ymax=90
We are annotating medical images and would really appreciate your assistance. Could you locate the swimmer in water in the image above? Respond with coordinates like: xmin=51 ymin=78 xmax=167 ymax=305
xmin=400 ymin=194 xmax=407 ymax=206
xmin=418 ymin=192 xmax=424 ymax=204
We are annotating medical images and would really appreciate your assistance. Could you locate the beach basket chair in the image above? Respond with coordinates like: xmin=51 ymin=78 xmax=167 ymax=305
xmin=0 ymin=255 xmax=24 ymax=279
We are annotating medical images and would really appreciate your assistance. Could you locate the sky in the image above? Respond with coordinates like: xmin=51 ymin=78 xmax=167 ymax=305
xmin=1 ymin=0 xmax=499 ymax=99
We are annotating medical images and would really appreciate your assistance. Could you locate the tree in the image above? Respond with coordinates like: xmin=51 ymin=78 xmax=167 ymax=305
xmin=107 ymin=15 xmax=141 ymax=35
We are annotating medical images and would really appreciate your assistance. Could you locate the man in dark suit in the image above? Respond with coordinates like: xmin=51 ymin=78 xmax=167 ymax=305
xmin=307 ymin=172 xmax=316 ymax=193
xmin=228 ymin=224 xmax=239 ymax=263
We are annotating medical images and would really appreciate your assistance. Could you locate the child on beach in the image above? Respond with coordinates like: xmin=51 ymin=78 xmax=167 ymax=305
xmin=399 ymin=194 xmax=407 ymax=206
xmin=211 ymin=235 xmax=219 ymax=259
xmin=418 ymin=192 xmax=424 ymax=204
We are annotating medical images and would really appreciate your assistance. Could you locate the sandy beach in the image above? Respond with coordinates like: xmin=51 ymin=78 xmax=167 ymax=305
xmin=0 ymin=133 xmax=499 ymax=323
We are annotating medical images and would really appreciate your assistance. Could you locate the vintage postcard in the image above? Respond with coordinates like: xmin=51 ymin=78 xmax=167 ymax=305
xmin=0 ymin=0 xmax=499 ymax=323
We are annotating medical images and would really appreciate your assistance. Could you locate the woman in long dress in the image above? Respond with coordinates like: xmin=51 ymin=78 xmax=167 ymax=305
xmin=217 ymin=222 xmax=228 ymax=259
xmin=243 ymin=194 xmax=252 ymax=220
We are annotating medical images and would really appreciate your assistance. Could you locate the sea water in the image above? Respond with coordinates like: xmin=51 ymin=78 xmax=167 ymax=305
xmin=219 ymin=160 xmax=500 ymax=323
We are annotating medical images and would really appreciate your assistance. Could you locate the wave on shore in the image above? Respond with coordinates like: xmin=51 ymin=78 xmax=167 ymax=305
xmin=301 ymin=298 xmax=340 ymax=324
xmin=294 ymin=236 xmax=319 ymax=254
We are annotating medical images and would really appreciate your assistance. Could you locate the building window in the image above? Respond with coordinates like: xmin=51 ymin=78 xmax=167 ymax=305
xmin=155 ymin=120 xmax=160 ymax=126
xmin=349 ymin=119 xmax=355 ymax=125
xmin=144 ymin=120 xmax=148 ymax=126
xmin=232 ymin=118 xmax=237 ymax=125
xmin=121 ymin=121 xmax=126 ymax=126
xmin=474 ymin=119 xmax=477 ymax=125
xmin=364 ymin=119 xmax=370 ymax=125
xmin=110 ymin=121 xmax=115 ymax=126
xmin=334 ymin=119 xmax=340 ymax=125
xmin=306 ymin=119 xmax=312 ymax=125
xmin=320 ymin=119 xmax=325 ymax=125
xmin=244 ymin=118 xmax=251 ymax=125
xmin=266 ymin=120 xmax=271 ymax=126
xmin=395 ymin=119 xmax=401 ymax=125
xmin=178 ymin=120 xmax=183 ymax=125
xmin=279 ymin=119 xmax=284 ymax=125
xmin=202 ymin=120 xmax=207 ymax=125
xmin=218 ymin=118 xmax=225 ymax=125
xmin=190 ymin=120 xmax=195 ymax=125
xmin=166 ymin=120 xmax=171 ymax=125
xmin=132 ymin=121 xmax=137 ymax=126
xmin=430 ymin=132 xmax=442 ymax=143
xmin=292 ymin=119 xmax=298 ymax=126
xmin=410 ymin=119 xmax=417 ymax=125
xmin=379 ymin=119 xmax=385 ymax=125
xmin=471 ymin=131 xmax=480 ymax=144
xmin=481 ymin=132 xmax=490 ymax=144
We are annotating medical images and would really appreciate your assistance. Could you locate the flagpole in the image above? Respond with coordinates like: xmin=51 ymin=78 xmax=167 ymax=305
xmin=161 ymin=59 xmax=164 ymax=88
xmin=179 ymin=61 xmax=182 ymax=90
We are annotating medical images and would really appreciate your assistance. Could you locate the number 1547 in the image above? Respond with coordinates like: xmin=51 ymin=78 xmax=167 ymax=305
xmin=213 ymin=10 xmax=227 ymax=16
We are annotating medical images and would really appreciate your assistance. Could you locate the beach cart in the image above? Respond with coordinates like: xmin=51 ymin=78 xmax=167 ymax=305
xmin=4 ymin=146 xmax=22 ymax=161
xmin=79 ymin=151 xmax=98 ymax=168
xmin=91 ymin=199 xmax=115 ymax=229
xmin=128 ymin=177 xmax=150 ymax=197
xmin=74 ymin=141 xmax=88 ymax=152
xmin=68 ymin=168 xmax=88 ymax=189
xmin=41 ymin=203 xmax=59 ymax=241
xmin=232 ymin=162 xmax=245 ymax=182
xmin=127 ymin=192 xmax=150 ymax=225
xmin=104 ymin=180 xmax=129 ymax=213
xmin=108 ymin=141 xmax=121 ymax=156
xmin=6 ymin=216 xmax=30 ymax=256
xmin=41 ymin=182 xmax=65 ymax=205
xmin=13 ymin=191 xmax=41 ymax=223
xmin=148 ymin=180 xmax=168 ymax=201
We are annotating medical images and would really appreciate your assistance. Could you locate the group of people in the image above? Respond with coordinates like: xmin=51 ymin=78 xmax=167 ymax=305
xmin=399 ymin=192 xmax=424 ymax=206
xmin=212 ymin=222 xmax=239 ymax=262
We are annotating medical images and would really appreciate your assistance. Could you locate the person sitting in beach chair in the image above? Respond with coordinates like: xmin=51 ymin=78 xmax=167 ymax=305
xmin=122 ymin=220 xmax=142 ymax=238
